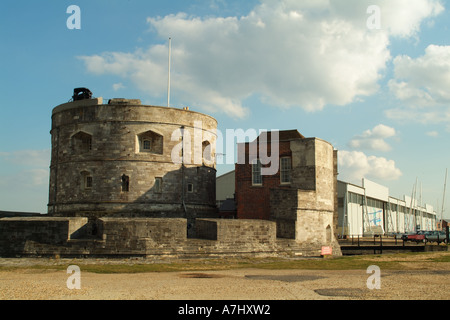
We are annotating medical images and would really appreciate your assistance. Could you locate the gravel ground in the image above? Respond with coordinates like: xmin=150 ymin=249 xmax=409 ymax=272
xmin=0 ymin=253 xmax=449 ymax=300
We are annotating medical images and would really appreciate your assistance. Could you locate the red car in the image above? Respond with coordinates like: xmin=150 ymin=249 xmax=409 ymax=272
xmin=406 ymin=232 xmax=426 ymax=243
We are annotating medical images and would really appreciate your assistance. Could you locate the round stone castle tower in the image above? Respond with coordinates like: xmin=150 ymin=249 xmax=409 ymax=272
xmin=48 ymin=89 xmax=217 ymax=219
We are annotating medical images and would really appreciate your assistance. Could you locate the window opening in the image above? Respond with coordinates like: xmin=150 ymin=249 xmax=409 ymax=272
xmin=155 ymin=177 xmax=162 ymax=193
xmin=280 ymin=157 xmax=291 ymax=184
xmin=252 ymin=159 xmax=262 ymax=185
xmin=121 ymin=174 xmax=129 ymax=192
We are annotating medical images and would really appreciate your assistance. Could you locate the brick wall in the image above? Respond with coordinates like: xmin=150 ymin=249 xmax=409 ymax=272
xmin=235 ymin=133 xmax=341 ymax=254
xmin=235 ymin=140 xmax=292 ymax=220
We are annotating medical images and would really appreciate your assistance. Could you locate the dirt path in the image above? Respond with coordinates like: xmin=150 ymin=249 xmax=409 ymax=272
xmin=0 ymin=253 xmax=449 ymax=300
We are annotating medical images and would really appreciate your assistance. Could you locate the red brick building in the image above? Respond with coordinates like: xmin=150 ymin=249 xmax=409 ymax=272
xmin=234 ymin=129 xmax=340 ymax=252
xmin=235 ymin=130 xmax=305 ymax=220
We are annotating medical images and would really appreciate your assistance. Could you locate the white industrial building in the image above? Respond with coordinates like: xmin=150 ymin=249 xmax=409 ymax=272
xmin=338 ymin=179 xmax=437 ymax=237
xmin=216 ymin=170 xmax=235 ymax=208
xmin=216 ymin=171 xmax=438 ymax=237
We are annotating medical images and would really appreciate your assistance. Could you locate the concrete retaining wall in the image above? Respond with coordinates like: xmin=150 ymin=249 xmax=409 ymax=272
xmin=0 ymin=216 xmax=339 ymax=258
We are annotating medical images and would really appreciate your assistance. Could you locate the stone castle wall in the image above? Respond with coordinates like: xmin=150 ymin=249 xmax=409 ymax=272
xmin=48 ymin=98 xmax=217 ymax=218
xmin=235 ymin=133 xmax=341 ymax=254
xmin=270 ymin=138 xmax=341 ymax=254
xmin=0 ymin=217 xmax=329 ymax=258
xmin=0 ymin=94 xmax=342 ymax=259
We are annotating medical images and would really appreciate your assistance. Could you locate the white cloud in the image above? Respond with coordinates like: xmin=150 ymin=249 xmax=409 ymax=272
xmin=426 ymin=131 xmax=439 ymax=137
xmin=0 ymin=149 xmax=50 ymax=213
xmin=0 ymin=149 xmax=50 ymax=188
xmin=0 ymin=169 xmax=49 ymax=188
xmin=349 ymin=124 xmax=396 ymax=152
xmin=78 ymin=0 xmax=442 ymax=118
xmin=389 ymin=45 xmax=450 ymax=106
xmin=326 ymin=0 xmax=443 ymax=38
xmin=387 ymin=45 xmax=450 ymax=125
xmin=376 ymin=0 xmax=443 ymax=38
xmin=338 ymin=150 xmax=402 ymax=184
xmin=0 ymin=149 xmax=50 ymax=168
xmin=385 ymin=105 xmax=450 ymax=128
xmin=113 ymin=83 xmax=125 ymax=91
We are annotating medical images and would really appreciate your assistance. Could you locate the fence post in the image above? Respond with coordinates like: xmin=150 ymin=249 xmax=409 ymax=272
xmin=380 ymin=235 xmax=383 ymax=254
xmin=446 ymin=226 xmax=449 ymax=244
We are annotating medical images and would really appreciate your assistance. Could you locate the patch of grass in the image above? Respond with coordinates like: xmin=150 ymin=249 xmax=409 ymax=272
xmin=429 ymin=254 xmax=450 ymax=263
xmin=0 ymin=251 xmax=448 ymax=274
xmin=79 ymin=264 xmax=175 ymax=274
xmin=77 ymin=252 xmax=448 ymax=273
xmin=0 ymin=264 xmax=66 ymax=272
xmin=245 ymin=256 xmax=405 ymax=271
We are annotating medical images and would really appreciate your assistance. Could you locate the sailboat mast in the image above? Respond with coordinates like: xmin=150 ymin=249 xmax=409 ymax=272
xmin=441 ymin=169 xmax=447 ymax=230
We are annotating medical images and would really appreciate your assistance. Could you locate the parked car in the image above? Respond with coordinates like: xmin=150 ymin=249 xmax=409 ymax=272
xmin=401 ymin=232 xmax=413 ymax=241
xmin=389 ymin=232 xmax=404 ymax=239
xmin=425 ymin=231 xmax=448 ymax=244
xmin=406 ymin=231 xmax=426 ymax=243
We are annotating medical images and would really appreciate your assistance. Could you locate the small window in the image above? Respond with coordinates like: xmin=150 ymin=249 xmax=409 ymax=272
xmin=137 ymin=130 xmax=163 ymax=154
xmin=252 ymin=159 xmax=262 ymax=186
xmin=81 ymin=136 xmax=92 ymax=152
xmin=187 ymin=183 xmax=194 ymax=193
xmin=143 ymin=140 xmax=151 ymax=150
xmin=280 ymin=157 xmax=291 ymax=184
xmin=81 ymin=172 xmax=92 ymax=191
xmin=121 ymin=174 xmax=129 ymax=192
xmin=154 ymin=177 xmax=162 ymax=193
xmin=72 ymin=132 xmax=92 ymax=154
xmin=85 ymin=176 xmax=93 ymax=189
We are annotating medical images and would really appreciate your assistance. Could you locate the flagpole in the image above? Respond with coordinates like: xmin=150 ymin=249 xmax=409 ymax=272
xmin=167 ymin=37 xmax=171 ymax=108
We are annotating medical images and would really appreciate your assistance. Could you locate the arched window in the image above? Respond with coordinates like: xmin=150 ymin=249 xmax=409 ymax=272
xmin=326 ymin=225 xmax=332 ymax=244
xmin=121 ymin=174 xmax=129 ymax=192
xmin=137 ymin=130 xmax=163 ymax=154
xmin=72 ymin=131 xmax=92 ymax=154
xmin=202 ymin=140 xmax=212 ymax=165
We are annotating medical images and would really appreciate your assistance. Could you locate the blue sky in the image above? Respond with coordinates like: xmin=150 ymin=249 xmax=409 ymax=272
xmin=1 ymin=0 xmax=449 ymax=219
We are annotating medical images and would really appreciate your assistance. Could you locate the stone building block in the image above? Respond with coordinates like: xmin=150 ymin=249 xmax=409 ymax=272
xmin=196 ymin=219 xmax=276 ymax=246
xmin=195 ymin=219 xmax=218 ymax=240
xmin=0 ymin=217 xmax=88 ymax=256
xmin=97 ymin=218 xmax=187 ymax=253
xmin=0 ymin=217 xmax=87 ymax=242
xmin=295 ymin=209 xmax=335 ymax=246
xmin=48 ymin=98 xmax=218 ymax=217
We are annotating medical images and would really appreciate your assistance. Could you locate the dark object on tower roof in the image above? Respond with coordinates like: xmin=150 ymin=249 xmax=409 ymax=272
xmin=72 ymin=88 xmax=93 ymax=101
